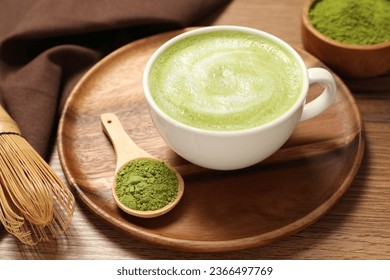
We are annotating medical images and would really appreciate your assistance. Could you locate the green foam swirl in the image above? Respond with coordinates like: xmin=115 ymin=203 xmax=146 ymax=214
xmin=149 ymin=30 xmax=303 ymax=131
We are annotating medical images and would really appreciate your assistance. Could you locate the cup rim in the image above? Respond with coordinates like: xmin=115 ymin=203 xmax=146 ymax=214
xmin=143 ymin=25 xmax=309 ymax=136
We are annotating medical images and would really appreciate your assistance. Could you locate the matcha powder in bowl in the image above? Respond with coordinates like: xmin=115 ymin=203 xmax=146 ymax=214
xmin=308 ymin=0 xmax=390 ymax=45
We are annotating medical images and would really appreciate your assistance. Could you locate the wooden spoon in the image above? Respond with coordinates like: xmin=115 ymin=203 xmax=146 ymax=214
xmin=101 ymin=113 xmax=184 ymax=218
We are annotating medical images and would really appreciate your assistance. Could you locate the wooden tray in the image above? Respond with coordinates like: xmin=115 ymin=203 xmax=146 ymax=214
xmin=57 ymin=28 xmax=365 ymax=252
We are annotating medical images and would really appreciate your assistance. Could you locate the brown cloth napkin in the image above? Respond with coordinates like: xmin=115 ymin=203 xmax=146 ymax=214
xmin=0 ymin=0 xmax=230 ymax=159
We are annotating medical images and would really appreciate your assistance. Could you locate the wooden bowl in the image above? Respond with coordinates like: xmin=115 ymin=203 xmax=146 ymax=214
xmin=301 ymin=0 xmax=390 ymax=78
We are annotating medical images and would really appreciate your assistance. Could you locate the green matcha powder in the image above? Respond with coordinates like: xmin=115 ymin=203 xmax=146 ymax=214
xmin=309 ymin=0 xmax=390 ymax=45
xmin=116 ymin=159 xmax=179 ymax=211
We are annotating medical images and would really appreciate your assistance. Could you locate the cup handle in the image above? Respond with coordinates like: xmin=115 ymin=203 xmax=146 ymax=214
xmin=300 ymin=67 xmax=337 ymax=121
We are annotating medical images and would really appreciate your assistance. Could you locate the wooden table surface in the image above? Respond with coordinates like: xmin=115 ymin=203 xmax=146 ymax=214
xmin=1 ymin=0 xmax=389 ymax=260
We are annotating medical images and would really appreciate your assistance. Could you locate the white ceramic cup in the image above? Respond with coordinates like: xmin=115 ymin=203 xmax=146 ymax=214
xmin=143 ymin=26 xmax=337 ymax=170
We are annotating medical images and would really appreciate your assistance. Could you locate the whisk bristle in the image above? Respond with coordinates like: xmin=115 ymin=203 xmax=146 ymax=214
xmin=0 ymin=133 xmax=75 ymax=245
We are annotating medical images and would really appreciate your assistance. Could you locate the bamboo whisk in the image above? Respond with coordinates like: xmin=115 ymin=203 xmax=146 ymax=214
xmin=0 ymin=105 xmax=75 ymax=245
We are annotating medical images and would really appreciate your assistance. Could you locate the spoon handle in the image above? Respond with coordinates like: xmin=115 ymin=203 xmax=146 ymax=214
xmin=101 ymin=113 xmax=152 ymax=173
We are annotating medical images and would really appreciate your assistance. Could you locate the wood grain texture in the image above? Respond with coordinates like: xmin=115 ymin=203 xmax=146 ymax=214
xmin=1 ymin=0 xmax=389 ymax=259
xmin=51 ymin=28 xmax=364 ymax=253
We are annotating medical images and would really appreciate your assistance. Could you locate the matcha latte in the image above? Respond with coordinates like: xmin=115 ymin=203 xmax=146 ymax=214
xmin=148 ymin=30 xmax=303 ymax=131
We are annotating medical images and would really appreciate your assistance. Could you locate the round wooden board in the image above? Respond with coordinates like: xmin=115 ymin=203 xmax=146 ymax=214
xmin=58 ymin=28 xmax=365 ymax=252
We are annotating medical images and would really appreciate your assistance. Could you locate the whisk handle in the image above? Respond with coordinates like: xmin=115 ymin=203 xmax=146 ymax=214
xmin=0 ymin=105 xmax=21 ymax=134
